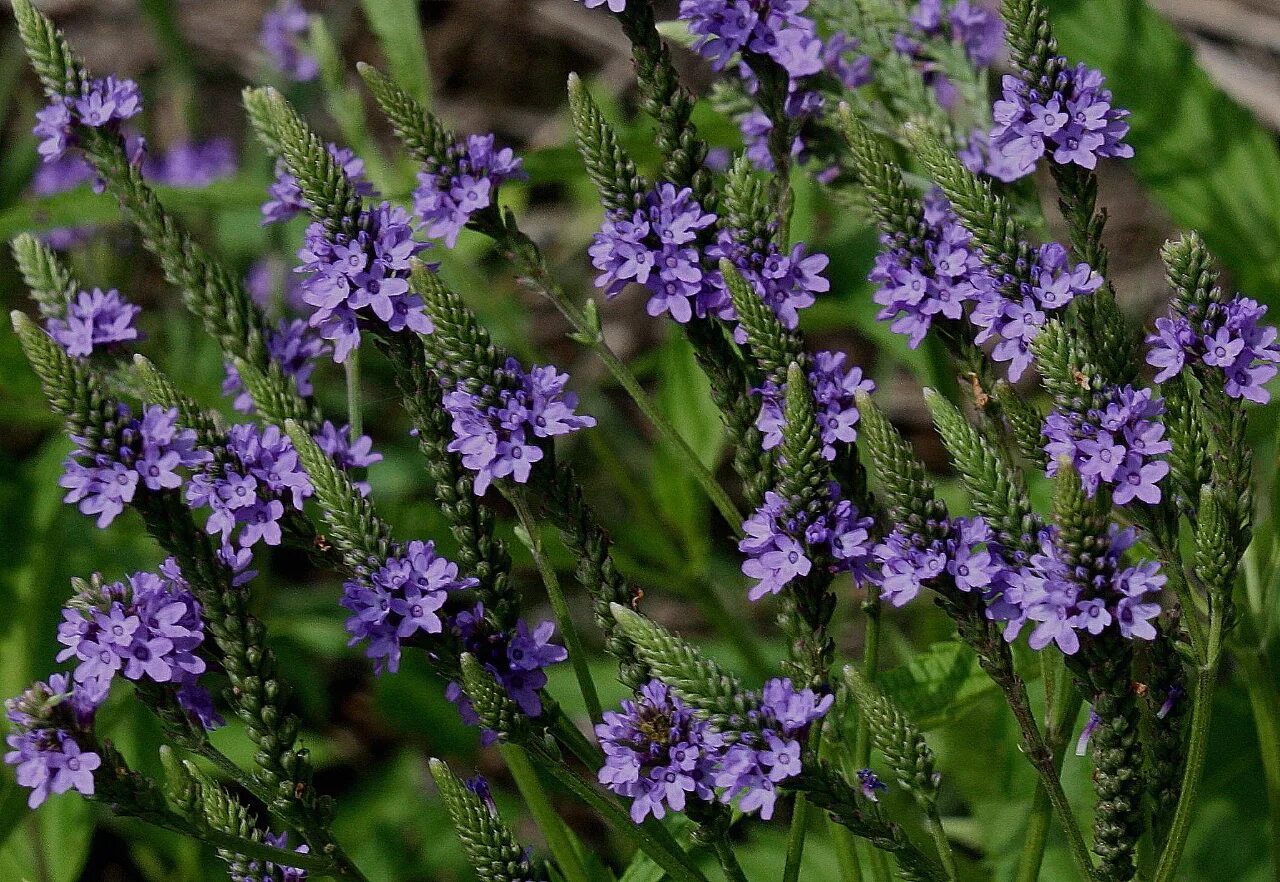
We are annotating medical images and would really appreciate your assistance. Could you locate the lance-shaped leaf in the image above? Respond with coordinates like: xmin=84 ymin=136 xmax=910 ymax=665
xmin=11 ymin=233 xmax=79 ymax=319
xmin=567 ymin=72 xmax=647 ymax=214
xmin=610 ymin=603 xmax=757 ymax=723
xmin=843 ymin=666 xmax=940 ymax=807
xmin=720 ymin=260 xmax=804 ymax=379
xmin=430 ymin=759 xmax=542 ymax=882
xmin=923 ymin=388 xmax=1038 ymax=552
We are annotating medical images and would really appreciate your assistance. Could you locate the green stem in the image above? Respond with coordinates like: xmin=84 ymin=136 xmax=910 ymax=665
xmin=783 ymin=726 xmax=821 ymax=882
xmin=501 ymin=743 xmax=591 ymax=882
xmin=509 ymin=491 xmax=603 ymax=722
xmin=1237 ymin=647 xmax=1280 ymax=881
xmin=924 ymin=807 xmax=959 ymax=882
xmin=855 ymin=586 xmax=883 ymax=769
xmin=344 ymin=350 xmax=362 ymax=440
xmin=1015 ymin=679 xmax=1083 ymax=882
xmin=712 ymin=836 xmax=750 ymax=882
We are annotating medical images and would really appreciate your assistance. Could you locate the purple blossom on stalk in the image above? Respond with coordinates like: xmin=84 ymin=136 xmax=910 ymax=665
xmin=894 ymin=0 xmax=1004 ymax=107
xmin=959 ymin=128 xmax=1033 ymax=184
xmin=596 ymin=680 xmax=725 ymax=822
xmin=1042 ymin=385 xmax=1172 ymax=504
xmin=739 ymin=484 xmax=875 ymax=601
xmin=755 ymin=351 xmax=874 ymax=460
xmin=54 ymin=564 xmax=221 ymax=728
xmin=222 ymin=318 xmax=327 ymax=413
xmin=589 ymin=183 xmax=720 ymax=324
xmin=412 ymin=134 xmax=525 ymax=247
xmin=46 ymin=288 xmax=142 ymax=358
xmin=869 ymin=189 xmax=996 ymax=348
xmin=443 ymin=357 xmax=596 ymax=496
xmin=59 ymin=405 xmax=210 ymax=529
xmin=873 ymin=516 xmax=1014 ymax=609
xmin=262 ymin=144 xmax=374 ymax=226
xmin=4 ymin=674 xmax=101 ymax=808
xmin=446 ymin=604 xmax=567 ymax=741
xmin=1146 ymin=294 xmax=1280 ymax=404
xmin=1075 ymin=707 xmax=1101 ymax=756
xmin=296 ymin=201 xmax=432 ymax=362
xmin=713 ymin=227 xmax=831 ymax=338
xmin=260 ymin=0 xmax=319 ymax=82
xmin=681 ymin=0 xmax=825 ymax=79
xmin=971 ymin=243 xmax=1104 ymax=381
xmin=989 ymin=60 xmax=1133 ymax=180
xmin=313 ymin=420 xmax=382 ymax=496
xmin=185 ymin=424 xmax=312 ymax=551
xmin=857 ymin=768 xmax=888 ymax=801
xmin=576 ymin=0 xmax=627 ymax=10
xmin=994 ymin=526 xmax=1163 ymax=656
xmin=34 ymin=76 xmax=141 ymax=166
xmin=341 ymin=540 xmax=476 ymax=675
xmin=230 ymin=831 xmax=310 ymax=882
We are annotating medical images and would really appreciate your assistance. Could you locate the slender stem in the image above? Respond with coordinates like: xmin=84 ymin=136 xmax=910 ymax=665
xmin=550 ymin=704 xmax=603 ymax=767
xmin=712 ymin=836 xmax=750 ymax=882
xmin=1236 ymin=647 xmax=1280 ymax=882
xmin=509 ymin=491 xmax=603 ymax=722
xmin=783 ymin=726 xmax=821 ymax=882
xmin=1015 ymin=679 xmax=1083 ymax=882
xmin=344 ymin=350 xmax=362 ymax=440
xmin=923 ymin=807 xmax=959 ymax=882
xmin=855 ymin=586 xmax=883 ymax=769
xmin=501 ymin=743 xmax=591 ymax=882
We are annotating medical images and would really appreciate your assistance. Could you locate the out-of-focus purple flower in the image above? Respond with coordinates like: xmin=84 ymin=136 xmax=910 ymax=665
xmin=959 ymin=128 xmax=1032 ymax=184
xmin=596 ymin=680 xmax=725 ymax=822
xmin=681 ymin=0 xmax=824 ymax=79
xmin=221 ymin=318 xmax=326 ymax=413
xmin=576 ymin=0 xmax=627 ymax=10
xmin=60 ymin=405 xmax=210 ymax=529
xmin=754 ymin=351 xmax=874 ymax=460
xmin=46 ymin=288 xmax=142 ymax=358
xmin=412 ymin=134 xmax=525 ymax=247
xmin=446 ymin=604 xmax=567 ymax=740
xmin=231 ymin=830 xmax=310 ymax=882
xmin=873 ymin=516 xmax=1013 ymax=608
xmin=857 ymin=768 xmax=888 ymax=801
xmin=1043 ymin=385 xmax=1172 ymax=504
xmin=989 ymin=60 xmax=1133 ymax=180
xmin=901 ymin=0 xmax=1004 ymax=69
xmin=142 ymin=139 xmax=237 ymax=187
xmin=296 ymin=201 xmax=432 ymax=362
xmin=4 ymin=674 xmax=102 ymax=808
xmin=263 ymin=143 xmax=374 ymax=225
xmin=1146 ymin=294 xmax=1279 ymax=403
xmin=313 ymin=420 xmax=381 ymax=496
xmin=246 ymin=259 xmax=308 ymax=313
xmin=740 ymin=485 xmax=875 ymax=600
xmin=261 ymin=0 xmax=319 ymax=82
xmin=341 ymin=540 xmax=476 ymax=675
xmin=444 ymin=357 xmax=596 ymax=496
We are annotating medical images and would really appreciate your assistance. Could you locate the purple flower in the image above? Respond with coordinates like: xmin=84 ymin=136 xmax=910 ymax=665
xmin=988 ymin=60 xmax=1133 ymax=180
xmin=681 ymin=0 xmax=824 ymax=79
xmin=1043 ymin=385 xmax=1172 ymax=503
xmin=714 ymin=226 xmax=830 ymax=337
xmin=296 ymin=201 xmax=432 ymax=362
xmin=34 ymin=76 xmax=142 ymax=167
xmin=857 ymin=768 xmax=888 ymax=801
xmin=1075 ymin=707 xmax=1101 ymax=756
xmin=46 ymin=288 xmax=142 ymax=358
xmin=231 ymin=830 xmax=310 ymax=882
xmin=873 ymin=516 xmax=1012 ymax=608
xmin=263 ymin=143 xmax=374 ymax=225
xmin=740 ymin=485 xmax=875 ymax=600
xmin=142 ymin=139 xmax=237 ymax=187
xmin=413 ymin=134 xmax=525 ymax=247
xmin=443 ymin=357 xmax=596 ymax=495
xmin=341 ymin=540 xmax=476 ymax=674
xmin=222 ymin=318 xmax=327 ymax=413
xmin=577 ymin=0 xmax=627 ymax=9
xmin=60 ymin=405 xmax=210 ymax=529
xmin=312 ymin=421 xmax=382 ymax=496
xmin=754 ymin=351 xmax=874 ymax=460
xmin=1146 ymin=294 xmax=1279 ymax=403
xmin=960 ymin=128 xmax=1035 ymax=184
xmin=261 ymin=1 xmax=319 ymax=82
xmin=596 ymin=680 xmax=725 ymax=822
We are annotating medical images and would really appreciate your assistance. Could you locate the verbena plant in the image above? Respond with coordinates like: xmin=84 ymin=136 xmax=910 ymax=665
xmin=4 ymin=0 xmax=1277 ymax=880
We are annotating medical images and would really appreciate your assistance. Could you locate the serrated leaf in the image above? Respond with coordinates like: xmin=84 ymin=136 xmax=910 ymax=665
xmin=876 ymin=639 xmax=998 ymax=729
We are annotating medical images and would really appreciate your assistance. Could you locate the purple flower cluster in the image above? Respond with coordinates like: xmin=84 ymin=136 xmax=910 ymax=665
xmin=260 ymin=1 xmax=319 ymax=82
xmin=231 ymin=831 xmax=309 ymax=882
xmin=681 ymin=0 xmax=825 ymax=79
xmin=714 ymin=227 xmax=830 ymax=337
xmin=185 ymin=424 xmax=312 ymax=551
xmin=1147 ymin=295 xmax=1280 ymax=404
xmin=755 ymin=351 xmax=875 ymax=460
xmin=55 ymin=563 xmax=221 ymax=729
xmin=1043 ymin=385 xmax=1172 ymax=505
xmin=313 ymin=420 xmax=382 ymax=496
xmin=412 ymin=134 xmax=525 ymax=247
xmin=142 ymin=139 xmax=237 ymax=188
xmin=589 ymin=183 xmax=720 ymax=324
xmin=446 ymin=604 xmax=568 ymax=739
xmin=857 ymin=768 xmax=888 ymax=801
xmin=576 ymin=0 xmax=627 ymax=10
xmin=596 ymin=680 xmax=725 ymax=822
xmin=739 ymin=485 xmax=875 ymax=601
xmin=716 ymin=678 xmax=832 ymax=818
xmin=905 ymin=0 xmax=1004 ymax=68
xmin=971 ymin=243 xmax=1104 ymax=381
xmin=341 ymin=540 xmax=475 ymax=675
xmin=869 ymin=190 xmax=996 ymax=348
xmin=4 ymin=675 xmax=100 ymax=809
xmin=296 ymin=202 xmax=432 ymax=362
xmin=874 ymin=516 xmax=1014 ymax=608
xmin=34 ymin=76 xmax=141 ymax=165
xmin=46 ymin=288 xmax=142 ymax=358
xmin=443 ymin=357 xmax=596 ymax=495
xmin=262 ymin=143 xmax=374 ymax=226
xmin=221 ymin=319 xmax=327 ymax=413
xmin=60 ymin=405 xmax=211 ymax=529
xmin=990 ymin=61 xmax=1133 ymax=180
xmin=959 ymin=128 xmax=1034 ymax=184
xmin=997 ymin=527 xmax=1163 ymax=655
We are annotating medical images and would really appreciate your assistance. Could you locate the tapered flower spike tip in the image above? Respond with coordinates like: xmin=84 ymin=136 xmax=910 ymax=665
xmin=11 ymin=309 xmax=29 ymax=334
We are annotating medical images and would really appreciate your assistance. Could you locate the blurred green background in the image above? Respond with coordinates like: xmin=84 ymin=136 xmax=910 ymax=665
xmin=1 ymin=0 xmax=1279 ymax=879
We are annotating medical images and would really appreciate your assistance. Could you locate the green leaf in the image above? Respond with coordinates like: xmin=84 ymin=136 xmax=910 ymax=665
xmin=1048 ymin=0 xmax=1280 ymax=303
xmin=876 ymin=639 xmax=999 ymax=729
xmin=0 ymin=797 xmax=93 ymax=882
xmin=358 ymin=0 xmax=432 ymax=109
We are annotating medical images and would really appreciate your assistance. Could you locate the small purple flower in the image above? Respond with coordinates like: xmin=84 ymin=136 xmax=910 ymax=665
xmin=857 ymin=768 xmax=888 ymax=802
xmin=681 ymin=0 xmax=824 ymax=79
xmin=1146 ymin=294 xmax=1279 ymax=403
xmin=1075 ymin=707 xmax=1101 ymax=756
xmin=714 ymin=227 xmax=830 ymax=338
xmin=34 ymin=76 xmax=142 ymax=166
xmin=754 ymin=351 xmax=874 ymax=460
xmin=261 ymin=0 xmax=319 ymax=82
xmin=262 ymin=143 xmax=374 ymax=225
xmin=222 ymin=318 xmax=327 ymax=413
xmin=142 ymin=139 xmax=237 ymax=188
xmin=231 ymin=830 xmax=310 ymax=882
xmin=576 ymin=0 xmax=627 ymax=9
xmin=312 ymin=420 xmax=382 ymax=496
xmin=413 ymin=134 xmax=525 ymax=247
xmin=46 ymin=288 xmax=142 ymax=358
xmin=443 ymin=357 xmax=595 ymax=496
xmin=873 ymin=516 xmax=1012 ymax=608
